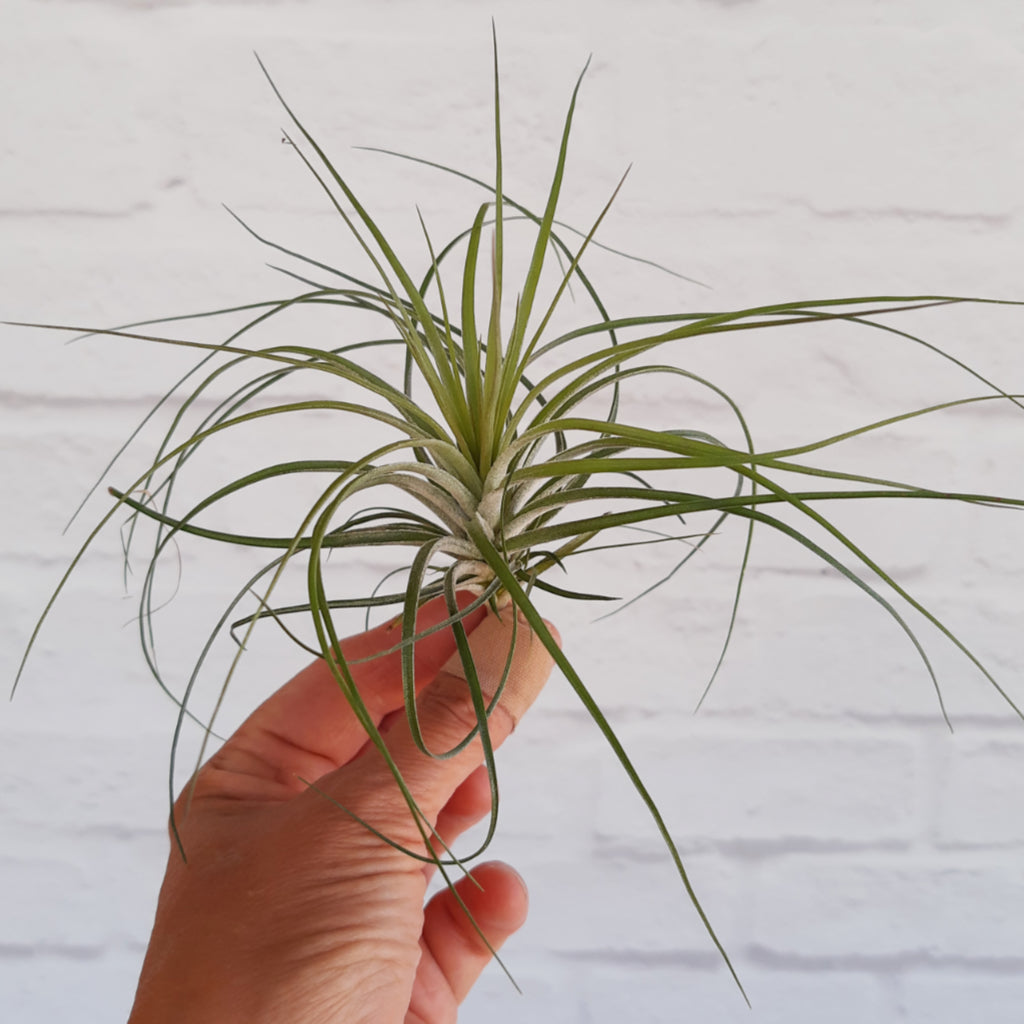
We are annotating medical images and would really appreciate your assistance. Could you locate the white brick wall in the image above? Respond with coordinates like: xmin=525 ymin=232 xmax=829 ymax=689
xmin=3 ymin=1 xmax=1023 ymax=1021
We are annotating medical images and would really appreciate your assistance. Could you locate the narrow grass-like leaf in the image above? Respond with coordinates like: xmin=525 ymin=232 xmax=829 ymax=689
xmin=13 ymin=48 xmax=1024 ymax=1006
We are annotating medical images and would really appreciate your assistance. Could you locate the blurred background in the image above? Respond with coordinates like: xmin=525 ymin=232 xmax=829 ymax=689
xmin=2 ymin=1 xmax=1023 ymax=1020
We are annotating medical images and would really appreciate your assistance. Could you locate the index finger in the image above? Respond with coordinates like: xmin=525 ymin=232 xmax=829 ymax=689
xmin=210 ymin=593 xmax=488 ymax=787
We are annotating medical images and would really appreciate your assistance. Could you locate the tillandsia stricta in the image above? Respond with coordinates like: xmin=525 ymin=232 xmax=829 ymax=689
xmin=10 ymin=35 xmax=1024 ymax=1000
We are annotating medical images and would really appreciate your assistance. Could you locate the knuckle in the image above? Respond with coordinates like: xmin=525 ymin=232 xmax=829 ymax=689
xmin=420 ymin=685 xmax=491 ymax=751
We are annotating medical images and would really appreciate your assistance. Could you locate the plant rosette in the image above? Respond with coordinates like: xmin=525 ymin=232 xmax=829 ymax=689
xmin=11 ymin=37 xmax=1024 ymax=1001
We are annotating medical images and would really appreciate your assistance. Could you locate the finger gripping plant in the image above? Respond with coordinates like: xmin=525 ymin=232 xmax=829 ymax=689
xmin=13 ymin=39 xmax=1024 ymax=1000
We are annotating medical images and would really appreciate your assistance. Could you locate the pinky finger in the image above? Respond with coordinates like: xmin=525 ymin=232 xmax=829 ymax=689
xmin=415 ymin=861 xmax=529 ymax=1012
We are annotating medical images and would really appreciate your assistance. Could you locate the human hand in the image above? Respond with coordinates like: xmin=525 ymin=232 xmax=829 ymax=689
xmin=127 ymin=597 xmax=557 ymax=1024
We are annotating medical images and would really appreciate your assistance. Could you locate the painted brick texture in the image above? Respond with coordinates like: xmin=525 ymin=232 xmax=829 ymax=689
xmin=3 ymin=1 xmax=1023 ymax=1022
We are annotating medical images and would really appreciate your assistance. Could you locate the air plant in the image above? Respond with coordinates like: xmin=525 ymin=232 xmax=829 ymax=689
xmin=11 ymin=36 xmax=1024 ymax=1000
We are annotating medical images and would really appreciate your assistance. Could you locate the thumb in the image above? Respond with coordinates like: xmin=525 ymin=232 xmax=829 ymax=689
xmin=338 ymin=608 xmax=558 ymax=830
